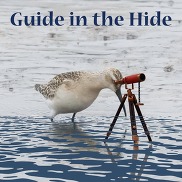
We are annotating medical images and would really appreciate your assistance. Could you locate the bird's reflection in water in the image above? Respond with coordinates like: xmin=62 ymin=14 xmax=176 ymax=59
xmin=51 ymin=120 xmax=79 ymax=135
xmin=47 ymin=120 xmax=100 ymax=152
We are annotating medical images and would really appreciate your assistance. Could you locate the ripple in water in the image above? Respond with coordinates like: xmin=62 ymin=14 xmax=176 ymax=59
xmin=0 ymin=116 xmax=181 ymax=181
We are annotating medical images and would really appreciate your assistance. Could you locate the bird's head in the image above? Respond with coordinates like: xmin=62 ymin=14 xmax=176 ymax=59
xmin=103 ymin=68 xmax=123 ymax=100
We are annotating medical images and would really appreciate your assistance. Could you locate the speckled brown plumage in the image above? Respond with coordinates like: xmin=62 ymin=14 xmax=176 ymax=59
xmin=35 ymin=71 xmax=84 ymax=99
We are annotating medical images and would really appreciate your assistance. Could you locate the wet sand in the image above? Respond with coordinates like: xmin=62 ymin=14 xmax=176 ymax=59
xmin=0 ymin=0 xmax=182 ymax=118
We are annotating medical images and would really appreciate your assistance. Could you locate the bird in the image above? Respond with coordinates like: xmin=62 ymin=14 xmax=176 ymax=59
xmin=35 ymin=68 xmax=126 ymax=121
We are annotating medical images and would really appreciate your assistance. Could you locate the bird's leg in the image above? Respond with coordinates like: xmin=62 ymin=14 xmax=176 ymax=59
xmin=50 ymin=111 xmax=56 ymax=122
xmin=72 ymin=113 xmax=76 ymax=122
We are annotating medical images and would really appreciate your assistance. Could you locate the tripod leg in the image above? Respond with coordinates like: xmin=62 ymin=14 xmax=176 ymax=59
xmin=133 ymin=95 xmax=152 ymax=142
xmin=128 ymin=95 xmax=139 ymax=143
xmin=105 ymin=94 xmax=127 ymax=140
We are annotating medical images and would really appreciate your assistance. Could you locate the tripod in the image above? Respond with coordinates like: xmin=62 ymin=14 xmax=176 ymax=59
xmin=105 ymin=86 xmax=152 ymax=143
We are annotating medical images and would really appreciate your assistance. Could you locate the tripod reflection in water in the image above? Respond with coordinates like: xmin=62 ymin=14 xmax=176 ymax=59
xmin=104 ymin=131 xmax=152 ymax=181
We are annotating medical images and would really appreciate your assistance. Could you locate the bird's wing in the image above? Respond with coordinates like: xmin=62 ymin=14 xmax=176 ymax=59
xmin=60 ymin=79 xmax=78 ymax=90
xmin=43 ymin=79 xmax=77 ymax=99
xmin=36 ymin=71 xmax=83 ymax=99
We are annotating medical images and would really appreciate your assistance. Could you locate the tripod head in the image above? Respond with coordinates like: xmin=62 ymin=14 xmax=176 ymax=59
xmin=115 ymin=73 xmax=146 ymax=104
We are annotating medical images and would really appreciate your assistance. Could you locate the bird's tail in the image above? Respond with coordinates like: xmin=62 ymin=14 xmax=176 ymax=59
xmin=35 ymin=84 xmax=41 ymax=92
xmin=35 ymin=84 xmax=48 ymax=98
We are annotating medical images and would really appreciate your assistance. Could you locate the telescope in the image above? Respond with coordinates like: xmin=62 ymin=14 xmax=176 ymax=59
xmin=115 ymin=73 xmax=146 ymax=85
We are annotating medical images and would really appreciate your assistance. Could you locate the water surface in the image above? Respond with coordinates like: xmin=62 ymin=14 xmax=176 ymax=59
xmin=0 ymin=116 xmax=181 ymax=181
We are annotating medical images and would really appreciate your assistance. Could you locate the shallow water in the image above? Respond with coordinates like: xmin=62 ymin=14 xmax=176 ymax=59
xmin=0 ymin=116 xmax=182 ymax=181
xmin=0 ymin=0 xmax=182 ymax=181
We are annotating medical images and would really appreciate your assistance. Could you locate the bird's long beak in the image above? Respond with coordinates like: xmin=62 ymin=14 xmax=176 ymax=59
xmin=116 ymin=89 xmax=127 ymax=117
